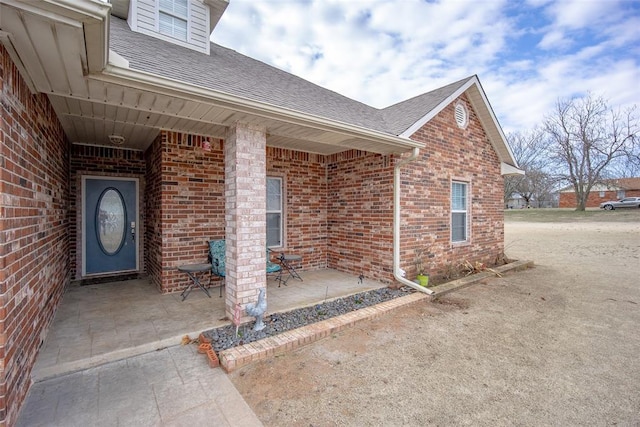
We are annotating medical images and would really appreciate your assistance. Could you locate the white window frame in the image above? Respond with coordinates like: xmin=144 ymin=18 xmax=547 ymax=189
xmin=158 ymin=0 xmax=189 ymax=41
xmin=266 ymin=176 xmax=283 ymax=248
xmin=451 ymin=180 xmax=469 ymax=244
xmin=617 ymin=190 xmax=625 ymax=199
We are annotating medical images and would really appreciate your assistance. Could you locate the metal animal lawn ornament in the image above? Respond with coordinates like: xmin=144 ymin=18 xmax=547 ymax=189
xmin=245 ymin=288 xmax=267 ymax=331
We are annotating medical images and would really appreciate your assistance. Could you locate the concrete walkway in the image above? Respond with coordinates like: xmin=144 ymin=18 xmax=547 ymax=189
xmin=17 ymin=269 xmax=385 ymax=426
xmin=17 ymin=344 xmax=262 ymax=427
xmin=31 ymin=270 xmax=384 ymax=381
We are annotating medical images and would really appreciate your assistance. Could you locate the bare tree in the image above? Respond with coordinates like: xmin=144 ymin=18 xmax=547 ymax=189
xmin=504 ymin=129 xmax=555 ymax=207
xmin=543 ymin=94 xmax=638 ymax=211
xmin=606 ymin=156 xmax=640 ymax=179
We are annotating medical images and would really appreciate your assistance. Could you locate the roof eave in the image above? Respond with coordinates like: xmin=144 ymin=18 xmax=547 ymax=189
xmin=33 ymin=0 xmax=111 ymax=73
xmin=501 ymin=162 xmax=524 ymax=176
xmin=0 ymin=0 xmax=110 ymax=92
xmin=97 ymin=63 xmax=422 ymax=154
xmin=400 ymin=75 xmax=520 ymax=168
xmin=203 ymin=0 xmax=229 ymax=34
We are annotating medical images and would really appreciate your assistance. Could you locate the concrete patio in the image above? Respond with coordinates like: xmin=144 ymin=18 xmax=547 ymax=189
xmin=32 ymin=268 xmax=387 ymax=381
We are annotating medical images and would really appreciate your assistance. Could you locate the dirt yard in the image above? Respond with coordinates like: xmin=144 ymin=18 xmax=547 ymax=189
xmin=230 ymin=210 xmax=640 ymax=426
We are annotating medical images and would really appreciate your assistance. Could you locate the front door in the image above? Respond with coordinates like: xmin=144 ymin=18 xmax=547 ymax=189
xmin=83 ymin=177 xmax=138 ymax=276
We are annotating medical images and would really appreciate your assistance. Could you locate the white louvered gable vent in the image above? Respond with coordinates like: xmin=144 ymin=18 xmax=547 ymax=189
xmin=454 ymin=102 xmax=468 ymax=129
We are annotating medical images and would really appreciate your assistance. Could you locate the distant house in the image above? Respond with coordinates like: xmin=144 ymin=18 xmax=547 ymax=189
xmin=0 ymin=0 xmax=522 ymax=422
xmin=559 ymin=178 xmax=640 ymax=208
xmin=506 ymin=192 xmax=558 ymax=209
xmin=506 ymin=193 xmax=528 ymax=209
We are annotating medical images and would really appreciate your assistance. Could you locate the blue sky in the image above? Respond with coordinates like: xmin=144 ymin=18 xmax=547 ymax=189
xmin=212 ymin=0 xmax=640 ymax=133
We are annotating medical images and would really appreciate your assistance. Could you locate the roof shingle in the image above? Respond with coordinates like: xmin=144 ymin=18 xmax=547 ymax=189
xmin=109 ymin=17 xmax=470 ymax=137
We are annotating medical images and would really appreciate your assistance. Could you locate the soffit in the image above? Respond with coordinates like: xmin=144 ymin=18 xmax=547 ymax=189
xmin=0 ymin=2 xmax=88 ymax=94
xmin=47 ymin=78 xmax=407 ymax=154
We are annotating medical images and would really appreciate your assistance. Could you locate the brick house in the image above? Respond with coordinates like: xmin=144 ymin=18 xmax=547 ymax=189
xmin=0 ymin=0 xmax=522 ymax=423
xmin=558 ymin=178 xmax=640 ymax=208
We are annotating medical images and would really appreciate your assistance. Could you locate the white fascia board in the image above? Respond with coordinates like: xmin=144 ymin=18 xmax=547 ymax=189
xmin=401 ymin=75 xmax=520 ymax=169
xmin=45 ymin=0 xmax=111 ymax=21
xmin=204 ymin=0 xmax=229 ymax=34
xmin=85 ymin=13 xmax=109 ymax=73
xmin=6 ymin=0 xmax=112 ymax=22
xmin=1 ymin=0 xmax=83 ymax=28
xmin=501 ymin=162 xmax=524 ymax=176
xmin=97 ymin=64 xmax=423 ymax=153
xmin=399 ymin=76 xmax=477 ymax=138
xmin=470 ymin=77 xmax=519 ymax=168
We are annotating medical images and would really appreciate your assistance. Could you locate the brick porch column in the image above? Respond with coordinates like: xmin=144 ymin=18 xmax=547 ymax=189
xmin=224 ymin=122 xmax=267 ymax=320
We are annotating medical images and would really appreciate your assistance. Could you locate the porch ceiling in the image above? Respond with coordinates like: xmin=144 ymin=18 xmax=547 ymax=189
xmin=0 ymin=1 xmax=419 ymax=156
xmin=46 ymin=81 xmax=400 ymax=155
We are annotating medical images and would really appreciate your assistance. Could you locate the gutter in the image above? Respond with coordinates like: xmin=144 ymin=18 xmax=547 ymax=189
xmin=393 ymin=147 xmax=435 ymax=295
xmin=7 ymin=0 xmax=111 ymax=21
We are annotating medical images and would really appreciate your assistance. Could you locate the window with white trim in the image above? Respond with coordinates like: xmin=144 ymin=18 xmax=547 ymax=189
xmin=451 ymin=181 xmax=468 ymax=243
xmin=617 ymin=190 xmax=625 ymax=199
xmin=599 ymin=191 xmax=605 ymax=198
xmin=267 ymin=177 xmax=283 ymax=247
xmin=159 ymin=0 xmax=188 ymax=41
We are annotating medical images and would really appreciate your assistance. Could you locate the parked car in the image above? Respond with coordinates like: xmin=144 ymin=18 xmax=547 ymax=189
xmin=599 ymin=197 xmax=640 ymax=210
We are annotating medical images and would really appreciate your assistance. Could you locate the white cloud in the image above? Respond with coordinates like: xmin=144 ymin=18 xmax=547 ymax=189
xmin=537 ymin=29 xmax=569 ymax=50
xmin=212 ymin=0 xmax=640 ymax=132
xmin=547 ymin=0 xmax=622 ymax=29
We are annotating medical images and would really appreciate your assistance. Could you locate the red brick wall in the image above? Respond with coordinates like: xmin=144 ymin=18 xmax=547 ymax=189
xmin=67 ymin=97 xmax=505 ymax=296
xmin=139 ymin=101 xmax=505 ymax=292
xmin=69 ymin=145 xmax=147 ymax=279
xmin=327 ymin=151 xmax=395 ymax=284
xmin=267 ymin=147 xmax=328 ymax=270
xmin=151 ymin=131 xmax=225 ymax=293
xmin=0 ymin=46 xmax=69 ymax=426
xmin=403 ymin=95 xmax=505 ymax=278
xmin=148 ymin=136 xmax=330 ymax=293
xmin=145 ymin=134 xmax=163 ymax=291
xmin=559 ymin=190 xmax=640 ymax=208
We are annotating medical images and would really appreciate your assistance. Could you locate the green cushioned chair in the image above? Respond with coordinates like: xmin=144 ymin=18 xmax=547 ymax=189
xmin=267 ymin=248 xmax=282 ymax=276
xmin=208 ymin=240 xmax=282 ymax=289
xmin=208 ymin=239 xmax=226 ymax=296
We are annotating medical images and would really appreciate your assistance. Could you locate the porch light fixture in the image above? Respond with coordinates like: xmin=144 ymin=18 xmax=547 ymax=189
xmin=108 ymin=134 xmax=126 ymax=145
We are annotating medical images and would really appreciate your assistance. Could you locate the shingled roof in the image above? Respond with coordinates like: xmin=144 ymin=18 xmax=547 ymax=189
xmin=109 ymin=17 xmax=474 ymax=138
xmin=603 ymin=177 xmax=640 ymax=190
xmin=381 ymin=77 xmax=473 ymax=136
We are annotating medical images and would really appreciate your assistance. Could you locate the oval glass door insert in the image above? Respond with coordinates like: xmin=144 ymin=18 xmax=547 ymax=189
xmin=96 ymin=188 xmax=126 ymax=255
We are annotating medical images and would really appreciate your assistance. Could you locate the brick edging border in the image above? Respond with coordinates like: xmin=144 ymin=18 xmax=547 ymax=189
xmin=218 ymin=259 xmax=534 ymax=372
xmin=219 ymin=292 xmax=428 ymax=372
xmin=431 ymin=259 xmax=534 ymax=297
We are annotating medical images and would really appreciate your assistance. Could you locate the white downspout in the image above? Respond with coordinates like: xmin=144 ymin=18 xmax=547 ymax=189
xmin=393 ymin=147 xmax=435 ymax=295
